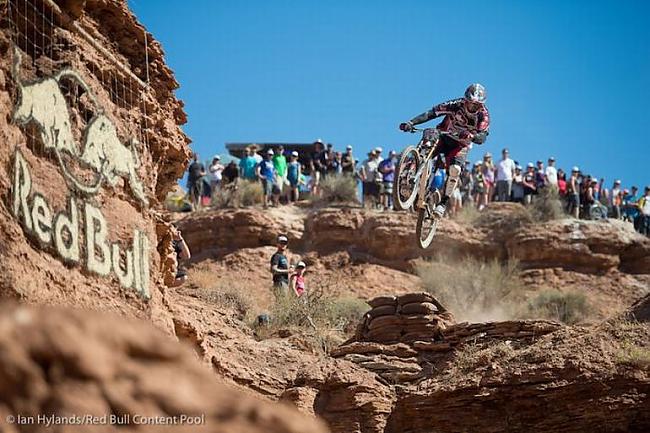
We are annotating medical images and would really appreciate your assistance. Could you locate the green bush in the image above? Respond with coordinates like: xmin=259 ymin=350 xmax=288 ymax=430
xmin=314 ymin=175 xmax=358 ymax=205
xmin=526 ymin=290 xmax=589 ymax=324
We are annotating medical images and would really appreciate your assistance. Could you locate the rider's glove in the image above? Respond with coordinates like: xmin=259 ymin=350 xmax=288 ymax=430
xmin=399 ymin=121 xmax=415 ymax=132
xmin=459 ymin=130 xmax=473 ymax=141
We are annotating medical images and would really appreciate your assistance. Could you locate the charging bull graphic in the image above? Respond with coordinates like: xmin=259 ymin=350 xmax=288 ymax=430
xmin=11 ymin=46 xmax=148 ymax=207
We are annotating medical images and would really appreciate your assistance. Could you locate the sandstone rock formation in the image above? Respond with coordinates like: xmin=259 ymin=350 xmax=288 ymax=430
xmin=0 ymin=303 xmax=328 ymax=433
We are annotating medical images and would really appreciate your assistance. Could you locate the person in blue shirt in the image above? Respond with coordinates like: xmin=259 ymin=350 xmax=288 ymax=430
xmin=239 ymin=147 xmax=259 ymax=181
xmin=286 ymin=151 xmax=302 ymax=202
xmin=257 ymin=149 xmax=279 ymax=208
xmin=378 ymin=150 xmax=397 ymax=210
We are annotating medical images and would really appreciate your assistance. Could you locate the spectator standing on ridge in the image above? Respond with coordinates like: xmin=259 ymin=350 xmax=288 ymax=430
xmin=342 ymin=145 xmax=355 ymax=175
xmin=208 ymin=155 xmax=224 ymax=196
xmin=360 ymin=150 xmax=381 ymax=208
xmin=637 ymin=187 xmax=650 ymax=235
xmin=273 ymin=146 xmax=288 ymax=201
xmin=310 ymin=139 xmax=327 ymax=196
xmin=512 ymin=165 xmax=525 ymax=203
xmin=482 ymin=152 xmax=495 ymax=204
xmin=222 ymin=160 xmax=239 ymax=186
xmin=496 ymin=148 xmax=515 ymax=202
xmin=378 ymin=150 xmax=396 ymax=210
xmin=472 ymin=161 xmax=486 ymax=209
xmin=289 ymin=261 xmax=307 ymax=298
xmin=535 ymin=160 xmax=546 ymax=190
xmin=545 ymin=157 xmax=558 ymax=188
xmin=610 ymin=180 xmax=622 ymax=219
xmin=239 ymin=147 xmax=259 ymax=181
xmin=374 ymin=147 xmax=384 ymax=163
xmin=522 ymin=163 xmax=537 ymax=205
xmin=187 ymin=153 xmax=206 ymax=210
xmin=460 ymin=160 xmax=473 ymax=204
xmin=567 ymin=167 xmax=580 ymax=218
xmin=329 ymin=151 xmax=343 ymax=176
xmin=170 ymin=223 xmax=191 ymax=287
xmin=557 ymin=169 xmax=567 ymax=197
xmin=287 ymin=151 xmax=301 ymax=202
xmin=624 ymin=186 xmax=640 ymax=225
xmin=270 ymin=235 xmax=292 ymax=298
xmin=257 ymin=149 xmax=280 ymax=208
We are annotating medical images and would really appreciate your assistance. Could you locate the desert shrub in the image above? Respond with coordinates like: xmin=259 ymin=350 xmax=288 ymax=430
xmin=526 ymin=290 xmax=589 ymax=324
xmin=188 ymin=270 xmax=254 ymax=320
xmin=529 ymin=187 xmax=565 ymax=222
xmin=260 ymin=283 xmax=369 ymax=353
xmin=454 ymin=203 xmax=481 ymax=225
xmin=452 ymin=341 xmax=516 ymax=373
xmin=617 ymin=342 xmax=650 ymax=369
xmin=313 ymin=175 xmax=358 ymax=205
xmin=212 ymin=180 xmax=263 ymax=208
xmin=165 ymin=189 xmax=190 ymax=212
xmin=416 ymin=256 xmax=525 ymax=322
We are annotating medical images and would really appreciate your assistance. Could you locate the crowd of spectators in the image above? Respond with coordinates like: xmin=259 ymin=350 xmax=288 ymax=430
xmin=455 ymin=147 xmax=649 ymax=235
xmin=184 ymin=143 xmax=649 ymax=236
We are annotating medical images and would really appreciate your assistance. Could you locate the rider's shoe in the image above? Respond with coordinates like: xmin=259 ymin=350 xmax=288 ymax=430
xmin=433 ymin=203 xmax=446 ymax=218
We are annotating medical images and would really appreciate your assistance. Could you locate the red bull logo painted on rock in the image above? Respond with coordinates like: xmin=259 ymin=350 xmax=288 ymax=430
xmin=9 ymin=46 xmax=151 ymax=299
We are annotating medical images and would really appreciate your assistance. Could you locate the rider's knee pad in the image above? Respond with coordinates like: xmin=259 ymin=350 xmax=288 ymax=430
xmin=444 ymin=164 xmax=461 ymax=197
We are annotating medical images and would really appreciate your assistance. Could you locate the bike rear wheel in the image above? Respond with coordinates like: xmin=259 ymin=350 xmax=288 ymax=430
xmin=393 ymin=146 xmax=420 ymax=211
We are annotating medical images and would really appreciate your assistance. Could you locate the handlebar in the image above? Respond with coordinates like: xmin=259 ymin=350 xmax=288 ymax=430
xmin=409 ymin=126 xmax=461 ymax=139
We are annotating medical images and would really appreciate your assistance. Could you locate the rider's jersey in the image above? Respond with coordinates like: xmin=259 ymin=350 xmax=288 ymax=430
xmin=410 ymin=98 xmax=490 ymax=147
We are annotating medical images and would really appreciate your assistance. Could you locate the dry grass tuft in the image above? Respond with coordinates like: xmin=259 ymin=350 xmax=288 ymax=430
xmin=529 ymin=187 xmax=565 ymax=221
xmin=212 ymin=180 xmax=264 ymax=208
xmin=416 ymin=256 xmax=525 ymax=322
xmin=312 ymin=175 xmax=358 ymax=205
xmin=525 ymin=290 xmax=590 ymax=324
xmin=452 ymin=341 xmax=517 ymax=374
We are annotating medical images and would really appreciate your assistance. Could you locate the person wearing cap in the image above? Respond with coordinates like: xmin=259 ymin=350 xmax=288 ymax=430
xmin=496 ymin=148 xmax=516 ymax=202
xmin=359 ymin=150 xmax=381 ymax=208
xmin=535 ymin=160 xmax=546 ymax=190
xmin=289 ymin=261 xmax=307 ymax=298
xmin=522 ymin=163 xmax=537 ymax=205
xmin=374 ymin=147 xmax=384 ymax=162
xmin=610 ymin=179 xmax=623 ymax=219
xmin=378 ymin=150 xmax=397 ymax=210
xmin=209 ymin=155 xmax=225 ymax=196
xmin=270 ymin=235 xmax=292 ymax=298
xmin=309 ymin=140 xmax=328 ymax=196
xmin=272 ymin=146 xmax=288 ymax=200
xmin=567 ymin=167 xmax=580 ymax=218
xmin=287 ymin=150 xmax=302 ymax=202
xmin=169 ymin=223 xmax=191 ymax=287
xmin=636 ymin=186 xmax=650 ymax=235
xmin=342 ymin=145 xmax=355 ymax=175
xmin=257 ymin=149 xmax=279 ymax=208
xmin=545 ymin=157 xmax=558 ymax=187
xmin=239 ymin=147 xmax=259 ymax=181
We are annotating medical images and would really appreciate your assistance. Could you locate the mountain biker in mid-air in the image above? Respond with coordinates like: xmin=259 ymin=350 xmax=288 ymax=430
xmin=399 ymin=83 xmax=490 ymax=217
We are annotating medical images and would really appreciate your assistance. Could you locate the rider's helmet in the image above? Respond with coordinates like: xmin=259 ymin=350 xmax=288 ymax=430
xmin=464 ymin=83 xmax=487 ymax=103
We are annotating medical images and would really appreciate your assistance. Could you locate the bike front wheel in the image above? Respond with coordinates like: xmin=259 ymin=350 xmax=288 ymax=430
xmin=393 ymin=146 xmax=420 ymax=211
xmin=416 ymin=202 xmax=439 ymax=249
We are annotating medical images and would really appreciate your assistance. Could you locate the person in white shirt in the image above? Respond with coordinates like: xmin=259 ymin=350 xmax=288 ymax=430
xmin=545 ymin=157 xmax=558 ymax=187
xmin=209 ymin=155 xmax=224 ymax=195
xmin=495 ymin=148 xmax=516 ymax=201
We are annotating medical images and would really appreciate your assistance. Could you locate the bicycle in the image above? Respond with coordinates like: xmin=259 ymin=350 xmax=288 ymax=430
xmin=393 ymin=128 xmax=459 ymax=249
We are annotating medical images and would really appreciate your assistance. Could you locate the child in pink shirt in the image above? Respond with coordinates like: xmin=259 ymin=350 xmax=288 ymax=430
xmin=290 ymin=261 xmax=307 ymax=297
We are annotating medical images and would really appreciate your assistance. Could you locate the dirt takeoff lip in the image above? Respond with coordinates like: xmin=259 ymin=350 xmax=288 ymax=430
xmin=11 ymin=149 xmax=150 ymax=299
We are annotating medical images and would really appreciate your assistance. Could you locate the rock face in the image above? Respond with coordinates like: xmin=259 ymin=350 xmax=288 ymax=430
xmin=0 ymin=0 xmax=190 ymax=332
xmin=0 ymin=303 xmax=328 ymax=433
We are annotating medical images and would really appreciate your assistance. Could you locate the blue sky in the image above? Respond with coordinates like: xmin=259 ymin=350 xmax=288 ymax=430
xmin=129 ymin=0 xmax=649 ymax=191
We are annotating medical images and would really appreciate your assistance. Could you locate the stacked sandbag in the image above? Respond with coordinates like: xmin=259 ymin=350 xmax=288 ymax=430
xmin=360 ymin=293 xmax=455 ymax=344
